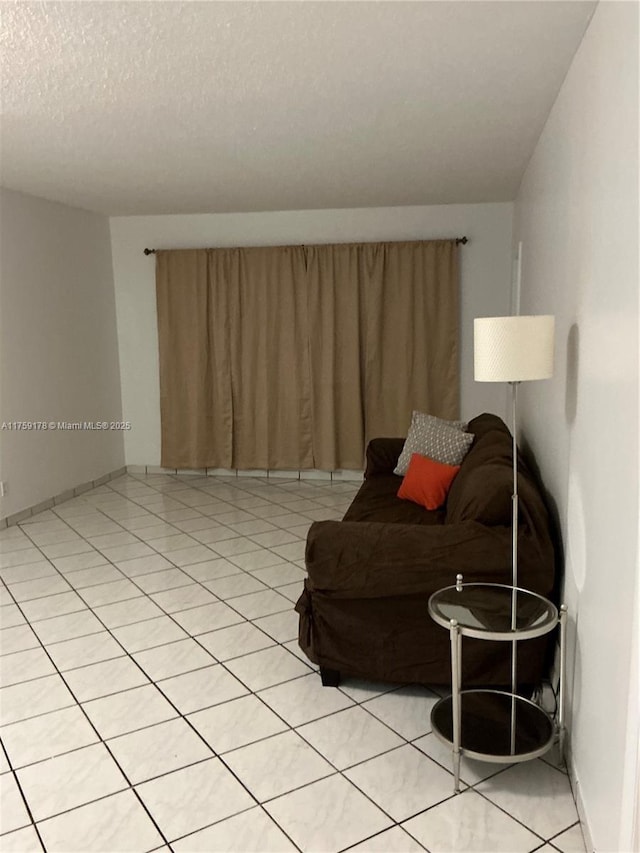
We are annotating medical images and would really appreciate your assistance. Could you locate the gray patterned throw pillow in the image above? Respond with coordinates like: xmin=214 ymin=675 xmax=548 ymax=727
xmin=394 ymin=411 xmax=473 ymax=476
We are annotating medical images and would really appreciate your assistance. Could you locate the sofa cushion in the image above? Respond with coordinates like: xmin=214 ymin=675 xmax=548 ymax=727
xmin=394 ymin=411 xmax=472 ymax=475
xmin=398 ymin=453 xmax=460 ymax=511
xmin=446 ymin=419 xmax=514 ymax=526
xmin=343 ymin=474 xmax=445 ymax=525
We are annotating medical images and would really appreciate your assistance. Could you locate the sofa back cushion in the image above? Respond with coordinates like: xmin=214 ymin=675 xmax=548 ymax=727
xmin=445 ymin=414 xmax=514 ymax=526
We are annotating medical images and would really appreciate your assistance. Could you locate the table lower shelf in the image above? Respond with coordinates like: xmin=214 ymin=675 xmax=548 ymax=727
xmin=431 ymin=689 xmax=555 ymax=764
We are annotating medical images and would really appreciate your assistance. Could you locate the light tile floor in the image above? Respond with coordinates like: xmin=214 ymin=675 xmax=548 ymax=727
xmin=0 ymin=472 xmax=586 ymax=853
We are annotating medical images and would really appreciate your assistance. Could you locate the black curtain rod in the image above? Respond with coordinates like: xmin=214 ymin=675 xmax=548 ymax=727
xmin=143 ymin=236 xmax=468 ymax=255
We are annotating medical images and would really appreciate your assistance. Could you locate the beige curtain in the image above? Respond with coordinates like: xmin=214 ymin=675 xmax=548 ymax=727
xmin=156 ymin=250 xmax=233 ymax=469
xmin=307 ymin=240 xmax=459 ymax=469
xmin=224 ymin=246 xmax=313 ymax=470
xmin=156 ymin=246 xmax=312 ymax=470
xmin=156 ymin=239 xmax=459 ymax=471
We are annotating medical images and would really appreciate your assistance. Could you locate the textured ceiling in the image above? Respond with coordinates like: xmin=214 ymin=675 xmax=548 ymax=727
xmin=0 ymin=1 xmax=596 ymax=216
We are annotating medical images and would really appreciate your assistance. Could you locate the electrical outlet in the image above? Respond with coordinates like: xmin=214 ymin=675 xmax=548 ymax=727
xmin=0 ymin=481 xmax=7 ymax=497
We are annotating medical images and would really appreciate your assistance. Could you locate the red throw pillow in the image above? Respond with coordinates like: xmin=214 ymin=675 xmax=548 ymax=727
xmin=397 ymin=452 xmax=461 ymax=511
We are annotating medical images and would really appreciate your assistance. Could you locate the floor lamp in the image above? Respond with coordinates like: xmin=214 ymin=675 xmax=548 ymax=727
xmin=474 ymin=315 xmax=555 ymax=707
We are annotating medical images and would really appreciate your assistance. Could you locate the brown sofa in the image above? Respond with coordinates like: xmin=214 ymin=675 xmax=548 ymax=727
xmin=295 ymin=413 xmax=557 ymax=688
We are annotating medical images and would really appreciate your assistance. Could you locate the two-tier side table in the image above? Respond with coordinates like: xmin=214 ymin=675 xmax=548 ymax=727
xmin=428 ymin=575 xmax=567 ymax=793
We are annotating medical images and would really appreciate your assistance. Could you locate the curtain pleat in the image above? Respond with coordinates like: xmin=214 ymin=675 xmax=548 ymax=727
xmin=364 ymin=240 xmax=460 ymax=441
xmin=156 ymin=250 xmax=233 ymax=469
xmin=155 ymin=240 xmax=459 ymax=471
xmin=307 ymin=244 xmax=367 ymax=470
xmin=225 ymin=246 xmax=313 ymax=470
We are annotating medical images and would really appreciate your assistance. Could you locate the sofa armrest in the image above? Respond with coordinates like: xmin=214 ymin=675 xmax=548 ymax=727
xmin=364 ymin=438 xmax=406 ymax=478
xmin=305 ymin=520 xmax=552 ymax=600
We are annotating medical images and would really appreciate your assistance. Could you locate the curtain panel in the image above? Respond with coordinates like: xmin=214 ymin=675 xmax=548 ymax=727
xmin=155 ymin=240 xmax=459 ymax=471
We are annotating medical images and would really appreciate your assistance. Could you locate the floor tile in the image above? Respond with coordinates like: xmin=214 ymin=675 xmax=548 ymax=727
xmin=349 ymin=825 xmax=425 ymax=852
xmin=224 ymin=645 xmax=311 ymax=691
xmin=0 ymin=534 xmax=34 ymax=553
xmin=9 ymin=574 xmax=72 ymax=603
xmin=52 ymin=555 xmax=111 ymax=578
xmin=252 ymin=608 xmax=299 ymax=642
xmin=204 ymin=572 xmax=267 ymax=600
xmin=136 ymin=757 xmax=254 ymax=842
xmin=82 ymin=683 xmax=178 ymax=739
xmin=476 ymin=760 xmax=580 ymax=839
xmin=265 ymin=773 xmax=392 ymax=852
xmin=0 ymin=602 xmax=26 ymax=628
xmin=227 ymin=519 xmax=277 ymax=536
xmin=112 ymin=615 xmax=189 ymax=653
xmin=157 ymin=664 xmax=248 ymax=714
xmin=133 ymin=568 xmax=193 ymax=594
xmin=16 ymin=742 xmax=127 ymax=821
xmin=0 ymin=772 xmax=32 ymax=834
xmin=192 ymin=526 xmax=240 ymax=545
xmin=59 ymin=562 xmax=122 ymax=587
xmin=172 ymin=601 xmax=244 ymax=636
xmin=197 ymin=621 xmax=275 ymax=662
xmin=172 ymin=805 xmax=296 ymax=852
xmin=225 ymin=729 xmax=334 ymax=801
xmin=46 ymin=630 xmax=125 ymax=671
xmin=99 ymin=542 xmax=155 ymax=562
xmin=150 ymin=582 xmax=218 ymax=613
xmin=133 ymin=637 xmax=215 ymax=681
xmin=362 ymin=685 xmax=439 ymax=739
xmin=64 ymin=656 xmax=149 ymax=701
xmin=143 ymin=532 xmax=199 ymax=553
xmin=278 ymin=581 xmax=306 ymax=603
xmin=181 ymin=558 xmax=243 ymax=582
xmin=345 ymin=744 xmax=457 ymax=821
xmin=31 ymin=610 xmax=103 ymax=645
xmin=107 ymin=717 xmax=212 ymax=784
xmin=40 ymin=540 xmax=93 ymax=560
xmin=115 ymin=554 xmax=175 ymax=577
xmin=0 ymin=825 xmax=43 ymax=852
xmin=0 ymin=624 xmax=40 ymax=655
xmin=249 ymin=562 xmax=306 ymax=588
xmin=93 ymin=596 xmax=164 ymax=629
xmin=87 ymin=531 xmax=139 ymax=549
xmin=188 ymin=694 xmax=288 ymax=754
xmin=1 ymin=560 xmax=57 ymax=585
xmin=413 ymin=732 xmax=508 ymax=785
xmin=20 ymin=591 xmax=87 ymax=622
xmin=258 ymin=671 xmax=354 ymax=727
xmin=298 ymin=705 xmax=404 ymax=770
xmin=78 ymin=578 xmax=143 ymax=608
xmin=248 ymin=529 xmax=300 ymax=548
xmin=0 ymin=647 xmax=56 ymax=687
xmin=403 ymin=787 xmax=541 ymax=852
xmin=551 ymin=823 xmax=587 ymax=852
xmin=36 ymin=789 xmax=164 ymax=852
xmin=336 ymin=677 xmax=398 ymax=703
xmin=227 ymin=589 xmax=291 ymax=620
xmin=269 ymin=541 xmax=306 ymax=562
xmin=1 ymin=705 xmax=99 ymax=768
xmin=163 ymin=544 xmax=218 ymax=567
xmin=227 ymin=549 xmax=285 ymax=572
xmin=0 ymin=548 xmax=45 ymax=570
xmin=208 ymin=537 xmax=262 ymax=559
xmin=271 ymin=512 xmax=313 ymax=529
xmin=0 ymin=673 xmax=75 ymax=725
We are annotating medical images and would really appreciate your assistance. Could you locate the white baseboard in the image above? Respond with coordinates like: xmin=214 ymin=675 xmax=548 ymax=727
xmin=566 ymin=744 xmax=595 ymax=853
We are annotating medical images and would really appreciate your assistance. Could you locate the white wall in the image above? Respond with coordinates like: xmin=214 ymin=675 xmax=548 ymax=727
xmin=110 ymin=202 xmax=513 ymax=466
xmin=513 ymin=3 xmax=639 ymax=851
xmin=0 ymin=188 xmax=125 ymax=519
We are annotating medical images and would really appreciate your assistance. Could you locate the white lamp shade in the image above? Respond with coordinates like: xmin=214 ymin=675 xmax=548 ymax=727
xmin=474 ymin=315 xmax=555 ymax=382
